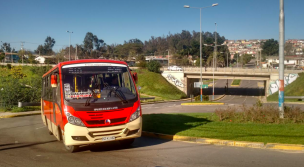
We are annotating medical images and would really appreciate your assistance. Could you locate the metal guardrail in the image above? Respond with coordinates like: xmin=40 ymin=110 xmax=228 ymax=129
xmin=140 ymin=97 xmax=155 ymax=100
xmin=285 ymin=96 xmax=304 ymax=100
xmin=18 ymin=102 xmax=41 ymax=107
xmin=162 ymin=66 xmax=303 ymax=74
xmin=0 ymin=63 xmax=56 ymax=67
xmin=18 ymin=98 xmax=156 ymax=107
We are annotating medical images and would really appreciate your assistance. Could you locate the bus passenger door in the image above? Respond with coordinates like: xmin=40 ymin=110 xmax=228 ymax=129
xmin=51 ymin=73 xmax=62 ymax=141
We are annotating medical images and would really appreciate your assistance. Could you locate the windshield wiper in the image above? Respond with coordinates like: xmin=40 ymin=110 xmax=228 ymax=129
xmin=107 ymin=87 xmax=128 ymax=103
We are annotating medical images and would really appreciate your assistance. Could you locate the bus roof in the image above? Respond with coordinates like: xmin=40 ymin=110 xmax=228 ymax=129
xmin=42 ymin=59 xmax=129 ymax=77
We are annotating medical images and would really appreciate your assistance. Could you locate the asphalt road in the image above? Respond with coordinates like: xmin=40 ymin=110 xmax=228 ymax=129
xmin=1 ymin=115 xmax=304 ymax=167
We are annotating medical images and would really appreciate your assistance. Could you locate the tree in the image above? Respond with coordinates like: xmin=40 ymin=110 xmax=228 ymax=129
xmin=1 ymin=42 xmax=11 ymax=52
xmin=147 ymin=60 xmax=161 ymax=73
xmin=83 ymin=32 xmax=105 ymax=56
xmin=284 ymin=43 xmax=294 ymax=56
xmin=261 ymin=39 xmax=279 ymax=56
xmin=241 ymin=54 xmax=252 ymax=65
xmin=136 ymin=55 xmax=146 ymax=68
xmin=44 ymin=36 xmax=56 ymax=55
xmin=35 ymin=36 xmax=56 ymax=55
xmin=0 ymin=52 xmax=5 ymax=62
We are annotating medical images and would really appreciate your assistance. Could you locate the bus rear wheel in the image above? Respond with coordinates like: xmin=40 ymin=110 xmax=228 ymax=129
xmin=119 ymin=138 xmax=135 ymax=146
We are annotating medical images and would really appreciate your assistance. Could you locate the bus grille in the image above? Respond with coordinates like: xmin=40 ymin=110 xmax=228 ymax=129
xmin=86 ymin=117 xmax=127 ymax=125
xmin=88 ymin=128 xmax=124 ymax=138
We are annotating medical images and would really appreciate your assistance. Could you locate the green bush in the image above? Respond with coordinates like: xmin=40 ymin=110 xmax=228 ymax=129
xmin=6 ymin=64 xmax=12 ymax=69
xmin=214 ymin=105 xmax=304 ymax=124
xmin=194 ymin=95 xmax=209 ymax=101
xmin=147 ymin=60 xmax=161 ymax=73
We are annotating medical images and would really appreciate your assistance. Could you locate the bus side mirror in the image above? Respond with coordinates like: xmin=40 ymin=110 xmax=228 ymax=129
xmin=132 ymin=72 xmax=138 ymax=84
xmin=51 ymin=75 xmax=58 ymax=88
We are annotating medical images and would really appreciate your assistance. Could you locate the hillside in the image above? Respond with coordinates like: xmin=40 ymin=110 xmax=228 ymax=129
xmin=135 ymin=69 xmax=187 ymax=100
xmin=267 ymin=72 xmax=304 ymax=102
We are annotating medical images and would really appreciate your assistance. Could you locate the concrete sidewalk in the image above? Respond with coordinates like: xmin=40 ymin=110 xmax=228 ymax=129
xmin=0 ymin=110 xmax=40 ymax=118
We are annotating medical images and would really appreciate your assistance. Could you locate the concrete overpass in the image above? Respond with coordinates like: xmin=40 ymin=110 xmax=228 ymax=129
xmin=162 ymin=67 xmax=302 ymax=100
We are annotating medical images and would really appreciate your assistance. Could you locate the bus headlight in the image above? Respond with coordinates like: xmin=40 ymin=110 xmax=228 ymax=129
xmin=65 ymin=112 xmax=85 ymax=127
xmin=129 ymin=107 xmax=140 ymax=122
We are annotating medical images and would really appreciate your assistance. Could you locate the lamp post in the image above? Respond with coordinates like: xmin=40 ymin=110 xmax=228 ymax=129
xmin=67 ymin=31 xmax=73 ymax=61
xmin=204 ymin=43 xmax=224 ymax=100
xmin=184 ymin=3 xmax=218 ymax=101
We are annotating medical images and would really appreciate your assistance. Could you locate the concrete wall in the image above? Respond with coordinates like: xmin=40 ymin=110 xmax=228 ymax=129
xmin=161 ymin=71 xmax=185 ymax=92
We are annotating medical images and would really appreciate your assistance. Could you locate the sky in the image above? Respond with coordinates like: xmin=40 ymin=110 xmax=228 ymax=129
xmin=0 ymin=0 xmax=303 ymax=52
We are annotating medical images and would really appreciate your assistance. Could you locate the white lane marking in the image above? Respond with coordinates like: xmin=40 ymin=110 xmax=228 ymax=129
xmin=242 ymin=96 xmax=248 ymax=103
xmin=36 ymin=126 xmax=46 ymax=130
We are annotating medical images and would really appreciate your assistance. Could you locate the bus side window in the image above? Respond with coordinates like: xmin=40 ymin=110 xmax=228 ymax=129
xmin=56 ymin=74 xmax=61 ymax=107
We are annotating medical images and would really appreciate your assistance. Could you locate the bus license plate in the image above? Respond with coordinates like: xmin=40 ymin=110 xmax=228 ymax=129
xmin=102 ymin=136 xmax=115 ymax=141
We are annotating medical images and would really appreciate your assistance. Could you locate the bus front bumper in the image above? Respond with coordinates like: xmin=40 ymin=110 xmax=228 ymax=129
xmin=64 ymin=117 xmax=142 ymax=146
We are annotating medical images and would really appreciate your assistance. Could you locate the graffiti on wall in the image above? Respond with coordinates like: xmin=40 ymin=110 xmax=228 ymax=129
xmin=269 ymin=73 xmax=299 ymax=95
xmin=162 ymin=73 xmax=184 ymax=88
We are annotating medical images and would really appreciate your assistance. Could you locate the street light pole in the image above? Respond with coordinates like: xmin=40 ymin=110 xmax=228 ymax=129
xmin=278 ymin=0 xmax=285 ymax=118
xmin=67 ymin=31 xmax=73 ymax=61
xmin=214 ymin=22 xmax=217 ymax=71
xmin=200 ymin=8 xmax=203 ymax=101
xmin=227 ymin=52 xmax=228 ymax=68
xmin=184 ymin=3 xmax=218 ymax=102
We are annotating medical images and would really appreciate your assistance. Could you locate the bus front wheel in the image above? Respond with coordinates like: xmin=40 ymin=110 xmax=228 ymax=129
xmin=62 ymin=133 xmax=79 ymax=153
xmin=64 ymin=144 xmax=79 ymax=153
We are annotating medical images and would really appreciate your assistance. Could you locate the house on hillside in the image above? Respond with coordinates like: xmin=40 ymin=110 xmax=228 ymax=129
xmin=266 ymin=56 xmax=304 ymax=68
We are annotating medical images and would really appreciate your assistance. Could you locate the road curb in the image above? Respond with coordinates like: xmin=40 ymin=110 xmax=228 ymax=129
xmin=211 ymin=94 xmax=226 ymax=101
xmin=142 ymin=131 xmax=304 ymax=152
xmin=181 ymin=103 xmax=224 ymax=105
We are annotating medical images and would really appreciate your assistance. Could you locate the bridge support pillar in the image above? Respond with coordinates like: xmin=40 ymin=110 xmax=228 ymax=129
xmin=183 ymin=77 xmax=191 ymax=97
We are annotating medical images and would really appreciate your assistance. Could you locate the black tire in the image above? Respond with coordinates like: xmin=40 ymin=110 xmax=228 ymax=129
xmin=64 ymin=144 xmax=79 ymax=153
xmin=62 ymin=133 xmax=79 ymax=153
xmin=119 ymin=138 xmax=135 ymax=146
xmin=48 ymin=130 xmax=53 ymax=135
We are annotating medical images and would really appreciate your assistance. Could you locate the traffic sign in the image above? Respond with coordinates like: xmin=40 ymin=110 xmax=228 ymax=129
xmin=201 ymin=84 xmax=208 ymax=88
xmin=194 ymin=82 xmax=203 ymax=88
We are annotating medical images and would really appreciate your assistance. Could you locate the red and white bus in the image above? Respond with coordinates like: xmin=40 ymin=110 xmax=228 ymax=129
xmin=41 ymin=59 xmax=142 ymax=152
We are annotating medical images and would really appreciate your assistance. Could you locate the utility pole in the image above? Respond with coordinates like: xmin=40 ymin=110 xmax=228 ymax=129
xmin=278 ymin=0 xmax=285 ymax=118
xmin=214 ymin=23 xmax=217 ymax=71
xmin=75 ymin=44 xmax=78 ymax=60
xmin=212 ymin=23 xmax=217 ymax=100
xmin=260 ymin=49 xmax=262 ymax=69
xmin=21 ymin=41 xmax=24 ymax=64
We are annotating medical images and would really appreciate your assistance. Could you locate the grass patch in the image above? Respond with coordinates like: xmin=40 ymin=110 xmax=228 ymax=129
xmin=268 ymin=73 xmax=304 ymax=102
xmin=136 ymin=69 xmax=187 ymax=100
xmin=231 ymin=79 xmax=241 ymax=85
xmin=143 ymin=113 xmax=304 ymax=145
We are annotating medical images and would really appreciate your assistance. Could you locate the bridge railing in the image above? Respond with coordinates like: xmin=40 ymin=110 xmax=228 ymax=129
xmin=0 ymin=63 xmax=56 ymax=67
xmin=163 ymin=66 xmax=302 ymax=74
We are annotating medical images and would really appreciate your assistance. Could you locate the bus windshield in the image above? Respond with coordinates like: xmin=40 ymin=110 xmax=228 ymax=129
xmin=61 ymin=63 xmax=137 ymax=104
